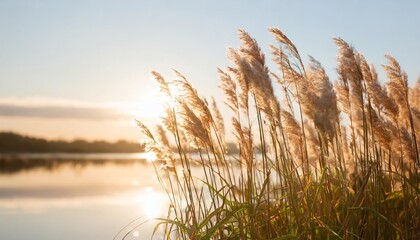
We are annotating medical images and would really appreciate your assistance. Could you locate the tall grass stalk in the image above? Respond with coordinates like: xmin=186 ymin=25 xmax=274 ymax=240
xmin=136 ymin=28 xmax=420 ymax=239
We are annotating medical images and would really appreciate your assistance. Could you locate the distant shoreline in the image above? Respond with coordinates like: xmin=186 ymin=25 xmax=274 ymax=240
xmin=0 ymin=152 xmax=149 ymax=174
xmin=0 ymin=132 xmax=144 ymax=153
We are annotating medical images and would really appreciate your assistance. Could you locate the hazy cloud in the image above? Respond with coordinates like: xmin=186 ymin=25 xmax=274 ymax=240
xmin=0 ymin=99 xmax=127 ymax=121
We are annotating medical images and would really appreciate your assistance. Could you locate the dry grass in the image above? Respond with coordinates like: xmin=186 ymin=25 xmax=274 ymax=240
xmin=136 ymin=28 xmax=420 ymax=239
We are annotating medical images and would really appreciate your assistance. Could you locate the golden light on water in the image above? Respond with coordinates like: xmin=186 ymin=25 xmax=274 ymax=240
xmin=136 ymin=187 xmax=166 ymax=219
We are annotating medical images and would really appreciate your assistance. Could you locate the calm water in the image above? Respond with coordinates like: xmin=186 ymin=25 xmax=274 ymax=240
xmin=0 ymin=153 xmax=169 ymax=240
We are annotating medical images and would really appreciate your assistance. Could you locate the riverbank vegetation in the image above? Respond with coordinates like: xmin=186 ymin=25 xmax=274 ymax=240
xmin=137 ymin=28 xmax=420 ymax=239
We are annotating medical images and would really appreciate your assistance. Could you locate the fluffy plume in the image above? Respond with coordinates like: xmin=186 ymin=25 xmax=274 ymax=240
xmin=161 ymin=104 xmax=176 ymax=134
xmin=152 ymin=71 xmax=172 ymax=98
xmin=136 ymin=120 xmax=176 ymax=173
xmin=304 ymin=121 xmax=321 ymax=167
xmin=370 ymin=107 xmax=392 ymax=150
xmin=232 ymin=117 xmax=253 ymax=167
xmin=177 ymin=99 xmax=210 ymax=148
xmin=334 ymin=79 xmax=351 ymax=115
xmin=339 ymin=125 xmax=352 ymax=168
xmin=269 ymin=27 xmax=303 ymax=68
xmin=270 ymin=28 xmax=305 ymax=108
xmin=383 ymin=55 xmax=410 ymax=126
xmin=334 ymin=38 xmax=365 ymax=137
xmin=155 ymin=124 xmax=170 ymax=148
xmin=238 ymin=29 xmax=266 ymax=67
xmin=136 ymin=119 xmax=156 ymax=141
xmin=358 ymin=54 xmax=399 ymax=121
xmin=306 ymin=57 xmax=339 ymax=140
xmin=399 ymin=127 xmax=416 ymax=164
xmin=227 ymin=49 xmax=250 ymax=113
xmin=409 ymin=78 xmax=420 ymax=141
xmin=237 ymin=29 xmax=279 ymax=126
xmin=270 ymin=43 xmax=305 ymax=88
xmin=409 ymin=77 xmax=420 ymax=111
xmin=211 ymin=97 xmax=225 ymax=141
xmin=334 ymin=38 xmax=364 ymax=108
xmin=172 ymin=69 xmax=213 ymax=130
xmin=281 ymin=110 xmax=303 ymax=161
xmin=218 ymin=68 xmax=239 ymax=115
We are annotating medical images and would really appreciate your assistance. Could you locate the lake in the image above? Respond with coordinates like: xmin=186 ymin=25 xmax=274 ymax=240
xmin=0 ymin=153 xmax=169 ymax=240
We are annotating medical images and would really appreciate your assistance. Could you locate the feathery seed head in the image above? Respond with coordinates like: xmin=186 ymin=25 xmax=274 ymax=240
xmin=152 ymin=71 xmax=172 ymax=98
xmin=383 ymin=54 xmax=410 ymax=125
xmin=211 ymin=97 xmax=225 ymax=140
xmin=218 ymin=68 xmax=239 ymax=115
xmin=172 ymin=71 xmax=213 ymax=128
xmin=269 ymin=27 xmax=301 ymax=63
xmin=177 ymin=99 xmax=210 ymax=148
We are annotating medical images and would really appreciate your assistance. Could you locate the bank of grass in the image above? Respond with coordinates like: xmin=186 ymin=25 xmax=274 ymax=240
xmin=137 ymin=28 xmax=420 ymax=239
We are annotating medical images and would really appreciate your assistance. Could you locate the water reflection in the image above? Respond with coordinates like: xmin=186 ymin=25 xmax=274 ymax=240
xmin=138 ymin=187 xmax=167 ymax=218
xmin=0 ymin=156 xmax=168 ymax=239
xmin=0 ymin=153 xmax=148 ymax=174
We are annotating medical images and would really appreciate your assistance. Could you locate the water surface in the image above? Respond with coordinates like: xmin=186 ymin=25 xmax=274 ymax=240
xmin=0 ymin=153 xmax=168 ymax=240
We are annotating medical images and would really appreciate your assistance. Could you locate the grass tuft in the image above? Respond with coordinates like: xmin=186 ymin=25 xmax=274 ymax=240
xmin=137 ymin=28 xmax=420 ymax=239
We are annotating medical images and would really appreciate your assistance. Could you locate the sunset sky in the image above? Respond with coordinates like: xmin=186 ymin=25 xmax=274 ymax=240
xmin=1 ymin=0 xmax=419 ymax=141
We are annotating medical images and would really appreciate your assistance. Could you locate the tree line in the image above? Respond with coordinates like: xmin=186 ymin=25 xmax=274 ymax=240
xmin=0 ymin=132 xmax=144 ymax=153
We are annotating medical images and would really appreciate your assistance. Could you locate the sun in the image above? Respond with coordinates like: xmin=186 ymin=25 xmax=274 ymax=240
xmin=131 ymin=88 xmax=167 ymax=120
xmin=144 ymin=151 xmax=157 ymax=162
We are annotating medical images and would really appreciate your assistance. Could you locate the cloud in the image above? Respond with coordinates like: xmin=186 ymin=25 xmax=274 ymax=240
xmin=0 ymin=98 xmax=128 ymax=121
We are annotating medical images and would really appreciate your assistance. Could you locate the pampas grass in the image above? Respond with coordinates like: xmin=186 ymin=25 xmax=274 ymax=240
xmin=135 ymin=28 xmax=420 ymax=239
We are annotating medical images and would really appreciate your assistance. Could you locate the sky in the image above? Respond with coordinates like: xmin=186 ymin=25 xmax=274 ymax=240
xmin=0 ymin=0 xmax=419 ymax=141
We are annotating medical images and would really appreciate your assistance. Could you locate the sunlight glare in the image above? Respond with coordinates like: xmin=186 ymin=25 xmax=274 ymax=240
xmin=137 ymin=187 xmax=166 ymax=219
xmin=131 ymin=85 xmax=167 ymax=119
xmin=145 ymin=151 xmax=157 ymax=162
